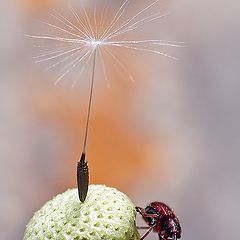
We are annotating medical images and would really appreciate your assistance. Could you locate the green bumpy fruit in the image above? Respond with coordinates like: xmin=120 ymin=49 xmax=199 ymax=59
xmin=24 ymin=185 xmax=140 ymax=240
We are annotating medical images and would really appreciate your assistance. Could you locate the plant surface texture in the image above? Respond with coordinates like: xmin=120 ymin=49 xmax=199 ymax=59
xmin=24 ymin=185 xmax=140 ymax=240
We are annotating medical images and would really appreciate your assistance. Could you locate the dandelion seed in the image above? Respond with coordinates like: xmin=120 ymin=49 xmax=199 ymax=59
xmin=27 ymin=0 xmax=183 ymax=86
xmin=26 ymin=0 xmax=183 ymax=202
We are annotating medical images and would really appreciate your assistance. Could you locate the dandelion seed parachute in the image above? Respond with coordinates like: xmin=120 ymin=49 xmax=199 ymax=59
xmin=27 ymin=0 xmax=184 ymax=87
xmin=26 ymin=0 xmax=183 ymax=202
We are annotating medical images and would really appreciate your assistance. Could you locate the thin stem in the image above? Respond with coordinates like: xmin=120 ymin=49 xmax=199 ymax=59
xmin=76 ymin=48 xmax=97 ymax=203
xmin=82 ymin=48 xmax=97 ymax=154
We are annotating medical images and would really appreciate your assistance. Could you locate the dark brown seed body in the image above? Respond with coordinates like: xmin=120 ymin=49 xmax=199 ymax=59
xmin=77 ymin=153 xmax=89 ymax=202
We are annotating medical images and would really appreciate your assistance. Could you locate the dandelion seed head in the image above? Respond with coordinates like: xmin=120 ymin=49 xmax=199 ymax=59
xmin=26 ymin=0 xmax=183 ymax=87
xmin=89 ymin=40 xmax=103 ymax=48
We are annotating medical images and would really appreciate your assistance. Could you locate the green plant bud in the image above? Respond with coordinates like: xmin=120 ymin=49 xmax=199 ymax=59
xmin=24 ymin=185 xmax=140 ymax=240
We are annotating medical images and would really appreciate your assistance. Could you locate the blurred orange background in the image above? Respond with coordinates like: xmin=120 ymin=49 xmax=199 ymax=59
xmin=1 ymin=0 xmax=239 ymax=239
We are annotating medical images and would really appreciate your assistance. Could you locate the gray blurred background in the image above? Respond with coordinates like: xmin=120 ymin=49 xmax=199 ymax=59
xmin=0 ymin=0 xmax=239 ymax=239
